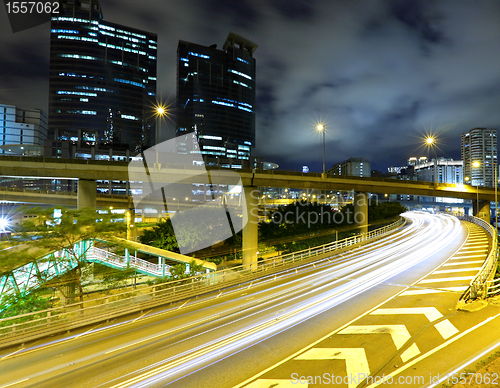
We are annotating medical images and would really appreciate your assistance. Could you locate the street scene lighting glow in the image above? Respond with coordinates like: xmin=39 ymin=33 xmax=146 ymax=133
xmin=0 ymin=217 xmax=8 ymax=231
xmin=316 ymin=123 xmax=324 ymax=132
xmin=157 ymin=107 xmax=165 ymax=115
xmin=426 ymin=137 xmax=434 ymax=144
xmin=473 ymin=161 xmax=480 ymax=168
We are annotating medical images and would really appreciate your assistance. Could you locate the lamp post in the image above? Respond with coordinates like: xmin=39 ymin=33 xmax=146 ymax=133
xmin=426 ymin=137 xmax=438 ymax=184
xmin=317 ymin=123 xmax=326 ymax=176
xmin=472 ymin=161 xmax=480 ymax=216
xmin=155 ymin=105 xmax=166 ymax=170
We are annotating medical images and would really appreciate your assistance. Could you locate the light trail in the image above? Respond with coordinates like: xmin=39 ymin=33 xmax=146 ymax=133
xmin=0 ymin=212 xmax=466 ymax=388
xmin=102 ymin=212 xmax=463 ymax=388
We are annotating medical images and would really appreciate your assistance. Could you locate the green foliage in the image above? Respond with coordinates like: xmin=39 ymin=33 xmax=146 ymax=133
xmin=0 ymin=289 xmax=52 ymax=320
xmin=368 ymin=202 xmax=407 ymax=221
xmin=260 ymin=200 xmax=406 ymax=254
xmin=100 ymin=267 xmax=135 ymax=294
xmin=139 ymin=210 xmax=243 ymax=259
xmin=169 ymin=260 xmax=205 ymax=281
xmin=139 ymin=218 xmax=179 ymax=252
xmin=3 ymin=207 xmax=127 ymax=304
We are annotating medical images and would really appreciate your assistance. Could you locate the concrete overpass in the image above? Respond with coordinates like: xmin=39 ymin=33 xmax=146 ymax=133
xmin=0 ymin=155 xmax=494 ymax=200
xmin=0 ymin=155 xmax=496 ymax=269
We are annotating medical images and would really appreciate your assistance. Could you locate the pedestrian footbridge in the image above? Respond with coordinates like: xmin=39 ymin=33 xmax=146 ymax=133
xmin=0 ymin=239 xmax=216 ymax=302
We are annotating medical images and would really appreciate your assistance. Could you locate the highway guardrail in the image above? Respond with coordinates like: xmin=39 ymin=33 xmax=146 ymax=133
xmin=457 ymin=215 xmax=498 ymax=300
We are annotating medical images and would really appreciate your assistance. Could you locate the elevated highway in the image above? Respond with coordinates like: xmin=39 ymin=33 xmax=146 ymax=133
xmin=0 ymin=155 xmax=495 ymax=201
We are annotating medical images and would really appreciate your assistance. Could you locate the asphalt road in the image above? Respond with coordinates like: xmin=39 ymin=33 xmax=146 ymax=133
xmin=0 ymin=212 xmax=476 ymax=388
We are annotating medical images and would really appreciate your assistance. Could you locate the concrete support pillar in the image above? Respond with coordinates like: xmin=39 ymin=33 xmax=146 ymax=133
xmin=354 ymin=192 xmax=369 ymax=234
xmin=242 ymin=186 xmax=258 ymax=271
xmin=473 ymin=200 xmax=490 ymax=222
xmin=77 ymin=179 xmax=96 ymax=209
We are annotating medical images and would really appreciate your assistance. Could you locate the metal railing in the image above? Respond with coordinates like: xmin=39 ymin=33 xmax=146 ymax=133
xmin=457 ymin=215 xmax=498 ymax=300
xmin=88 ymin=247 xmax=171 ymax=277
xmin=0 ymin=217 xmax=405 ymax=348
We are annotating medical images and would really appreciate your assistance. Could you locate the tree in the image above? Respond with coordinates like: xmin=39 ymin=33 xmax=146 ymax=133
xmin=139 ymin=218 xmax=179 ymax=252
xmin=169 ymin=260 xmax=204 ymax=281
xmin=139 ymin=208 xmax=242 ymax=257
xmin=2 ymin=207 xmax=126 ymax=307
xmin=259 ymin=200 xmax=407 ymax=254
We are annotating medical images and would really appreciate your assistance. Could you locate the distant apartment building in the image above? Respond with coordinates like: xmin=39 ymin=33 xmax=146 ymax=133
xmin=461 ymin=128 xmax=497 ymax=187
xmin=0 ymin=104 xmax=47 ymax=155
xmin=407 ymin=156 xmax=428 ymax=166
xmin=413 ymin=158 xmax=463 ymax=184
xmin=327 ymin=157 xmax=371 ymax=177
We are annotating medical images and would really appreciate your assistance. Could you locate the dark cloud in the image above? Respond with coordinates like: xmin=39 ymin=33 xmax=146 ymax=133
xmin=389 ymin=0 xmax=445 ymax=44
xmin=269 ymin=0 xmax=316 ymax=21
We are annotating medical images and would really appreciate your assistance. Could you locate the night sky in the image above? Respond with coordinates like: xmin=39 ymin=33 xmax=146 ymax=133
xmin=1 ymin=0 xmax=500 ymax=172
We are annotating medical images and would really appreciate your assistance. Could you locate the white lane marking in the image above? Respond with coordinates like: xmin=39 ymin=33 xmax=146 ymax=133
xmin=371 ymin=307 xmax=442 ymax=322
xmin=453 ymin=249 xmax=488 ymax=254
xmin=400 ymin=289 xmax=443 ymax=296
xmin=418 ymin=276 xmax=475 ymax=283
xmin=0 ymin=348 xmax=26 ymax=360
xmin=338 ymin=325 xmax=410 ymax=350
xmin=434 ymin=319 xmax=459 ymax=339
xmin=399 ymin=286 xmax=467 ymax=296
xmin=245 ymin=379 xmax=307 ymax=387
xmin=443 ymin=260 xmax=484 ymax=266
xmin=294 ymin=348 xmax=369 ymax=388
xmin=0 ymin=378 xmax=30 ymax=388
xmin=401 ymin=343 xmax=420 ymax=363
xmin=432 ymin=267 xmax=482 ymax=274
xmin=450 ymin=255 xmax=486 ymax=260
xmin=177 ymin=299 xmax=190 ymax=309
xmin=132 ymin=311 xmax=151 ymax=323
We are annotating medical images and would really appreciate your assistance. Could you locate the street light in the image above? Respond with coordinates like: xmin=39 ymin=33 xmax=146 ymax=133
xmin=317 ymin=123 xmax=326 ymax=176
xmin=154 ymin=104 xmax=167 ymax=170
xmin=472 ymin=161 xmax=480 ymax=216
xmin=426 ymin=137 xmax=438 ymax=184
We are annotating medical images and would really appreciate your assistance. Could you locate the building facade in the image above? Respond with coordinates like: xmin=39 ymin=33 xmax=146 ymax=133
xmin=327 ymin=157 xmax=371 ymax=177
xmin=413 ymin=158 xmax=463 ymax=184
xmin=461 ymin=128 xmax=498 ymax=187
xmin=176 ymin=32 xmax=257 ymax=169
xmin=0 ymin=104 xmax=47 ymax=155
xmin=48 ymin=0 xmax=157 ymax=154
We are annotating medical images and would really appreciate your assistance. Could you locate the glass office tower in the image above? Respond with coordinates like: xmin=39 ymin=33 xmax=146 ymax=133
xmin=176 ymin=32 xmax=257 ymax=168
xmin=48 ymin=0 xmax=157 ymax=154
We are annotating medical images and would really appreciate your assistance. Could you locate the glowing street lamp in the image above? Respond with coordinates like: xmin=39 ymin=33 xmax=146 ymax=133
xmin=425 ymin=137 xmax=438 ymax=184
xmin=317 ymin=123 xmax=326 ymax=175
xmin=0 ymin=217 xmax=8 ymax=232
xmin=472 ymin=161 xmax=481 ymax=214
xmin=154 ymin=104 xmax=167 ymax=169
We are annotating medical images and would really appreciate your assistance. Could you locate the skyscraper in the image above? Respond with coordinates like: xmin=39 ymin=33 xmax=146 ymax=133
xmin=176 ymin=32 xmax=257 ymax=168
xmin=0 ymin=104 xmax=47 ymax=155
xmin=461 ymin=127 xmax=498 ymax=187
xmin=48 ymin=0 xmax=157 ymax=155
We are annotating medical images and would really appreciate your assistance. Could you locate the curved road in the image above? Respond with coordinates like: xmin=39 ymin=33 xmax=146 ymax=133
xmin=0 ymin=212 xmax=468 ymax=388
